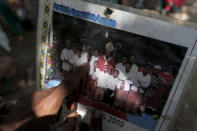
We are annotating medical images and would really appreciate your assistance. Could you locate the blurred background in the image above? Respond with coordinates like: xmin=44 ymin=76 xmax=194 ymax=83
xmin=0 ymin=0 xmax=37 ymax=99
xmin=0 ymin=0 xmax=196 ymax=130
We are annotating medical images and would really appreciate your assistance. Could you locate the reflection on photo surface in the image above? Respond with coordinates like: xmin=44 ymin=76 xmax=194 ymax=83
xmin=44 ymin=11 xmax=188 ymax=130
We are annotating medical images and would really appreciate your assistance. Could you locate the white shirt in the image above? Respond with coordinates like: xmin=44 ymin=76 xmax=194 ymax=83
xmin=97 ymin=71 xmax=110 ymax=88
xmin=124 ymin=80 xmax=133 ymax=91
xmin=106 ymin=76 xmax=119 ymax=90
xmin=70 ymin=52 xmax=88 ymax=67
xmin=116 ymin=68 xmax=127 ymax=81
xmin=89 ymin=56 xmax=98 ymax=75
xmin=116 ymin=80 xmax=132 ymax=91
xmin=80 ymin=52 xmax=88 ymax=64
xmin=125 ymin=71 xmax=138 ymax=86
xmin=90 ymin=56 xmax=98 ymax=67
xmin=115 ymin=63 xmax=126 ymax=72
xmin=130 ymin=64 xmax=139 ymax=77
xmin=136 ymin=72 xmax=151 ymax=88
xmin=60 ymin=48 xmax=74 ymax=71
xmin=89 ymin=68 xmax=100 ymax=80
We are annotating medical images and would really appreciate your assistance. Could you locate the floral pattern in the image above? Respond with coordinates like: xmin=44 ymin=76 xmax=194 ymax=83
xmin=40 ymin=0 xmax=52 ymax=88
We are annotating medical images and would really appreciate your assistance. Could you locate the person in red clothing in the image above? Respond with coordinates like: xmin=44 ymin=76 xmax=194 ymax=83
xmin=163 ymin=0 xmax=187 ymax=14
xmin=97 ymin=42 xmax=115 ymax=74
xmin=138 ymin=60 xmax=154 ymax=74
xmin=159 ymin=64 xmax=174 ymax=85
xmin=147 ymin=65 xmax=174 ymax=111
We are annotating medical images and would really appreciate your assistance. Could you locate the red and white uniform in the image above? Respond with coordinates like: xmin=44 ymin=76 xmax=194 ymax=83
xmin=97 ymin=55 xmax=115 ymax=73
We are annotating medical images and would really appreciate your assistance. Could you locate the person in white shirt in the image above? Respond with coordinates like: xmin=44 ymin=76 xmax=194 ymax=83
xmin=97 ymin=65 xmax=110 ymax=88
xmin=124 ymin=63 xmax=138 ymax=86
xmin=86 ymin=61 xmax=100 ymax=99
xmin=115 ymin=68 xmax=127 ymax=81
xmin=80 ymin=44 xmax=88 ymax=64
xmin=136 ymin=65 xmax=151 ymax=93
xmin=70 ymin=46 xmax=88 ymax=67
xmin=129 ymin=55 xmax=139 ymax=77
xmin=95 ymin=65 xmax=110 ymax=101
xmin=107 ymin=70 xmax=120 ymax=90
xmin=89 ymin=49 xmax=99 ymax=75
xmin=60 ymin=40 xmax=74 ymax=73
xmin=115 ymin=55 xmax=128 ymax=73
xmin=89 ymin=61 xmax=100 ymax=80
xmin=103 ymin=70 xmax=120 ymax=104
xmin=69 ymin=49 xmax=81 ymax=67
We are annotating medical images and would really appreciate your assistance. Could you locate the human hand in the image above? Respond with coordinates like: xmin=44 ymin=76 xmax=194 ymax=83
xmin=0 ymin=64 xmax=89 ymax=131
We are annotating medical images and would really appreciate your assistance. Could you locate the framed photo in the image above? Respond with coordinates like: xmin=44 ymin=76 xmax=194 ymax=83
xmin=37 ymin=0 xmax=197 ymax=130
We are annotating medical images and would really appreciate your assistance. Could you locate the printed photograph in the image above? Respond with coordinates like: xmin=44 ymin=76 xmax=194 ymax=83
xmin=44 ymin=11 xmax=188 ymax=130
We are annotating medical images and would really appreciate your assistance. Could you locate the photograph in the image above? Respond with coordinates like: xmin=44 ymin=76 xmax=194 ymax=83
xmin=43 ymin=11 xmax=188 ymax=130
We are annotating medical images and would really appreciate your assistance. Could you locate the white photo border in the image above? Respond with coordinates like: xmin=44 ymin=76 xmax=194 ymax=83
xmin=37 ymin=0 xmax=197 ymax=130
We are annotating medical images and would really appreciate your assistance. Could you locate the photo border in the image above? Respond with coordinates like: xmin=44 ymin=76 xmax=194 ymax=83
xmin=36 ymin=0 xmax=197 ymax=130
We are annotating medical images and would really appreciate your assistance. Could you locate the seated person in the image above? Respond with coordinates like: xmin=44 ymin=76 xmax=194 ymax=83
xmin=136 ymin=65 xmax=151 ymax=93
xmin=115 ymin=55 xmax=128 ymax=73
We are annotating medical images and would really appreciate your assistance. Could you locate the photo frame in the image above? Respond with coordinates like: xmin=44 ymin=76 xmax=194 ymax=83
xmin=36 ymin=0 xmax=197 ymax=130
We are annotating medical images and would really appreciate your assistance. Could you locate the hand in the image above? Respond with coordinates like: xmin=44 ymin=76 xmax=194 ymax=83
xmin=0 ymin=64 xmax=90 ymax=131
xmin=15 ymin=112 xmax=79 ymax=131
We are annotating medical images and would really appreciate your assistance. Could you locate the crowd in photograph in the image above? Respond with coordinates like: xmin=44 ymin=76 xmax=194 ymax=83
xmin=60 ymin=40 xmax=174 ymax=114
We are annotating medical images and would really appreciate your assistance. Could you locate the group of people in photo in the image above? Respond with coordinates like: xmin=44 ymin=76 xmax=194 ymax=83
xmin=60 ymin=40 xmax=174 ymax=114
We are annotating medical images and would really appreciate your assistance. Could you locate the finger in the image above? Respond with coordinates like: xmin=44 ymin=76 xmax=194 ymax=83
xmin=66 ymin=98 xmax=77 ymax=111
xmin=66 ymin=112 xmax=78 ymax=119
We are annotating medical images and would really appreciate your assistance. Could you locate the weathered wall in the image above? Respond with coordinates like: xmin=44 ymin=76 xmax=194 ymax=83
xmin=170 ymin=60 xmax=197 ymax=131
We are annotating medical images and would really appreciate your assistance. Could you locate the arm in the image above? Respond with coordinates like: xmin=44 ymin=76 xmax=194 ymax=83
xmin=0 ymin=64 xmax=90 ymax=131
